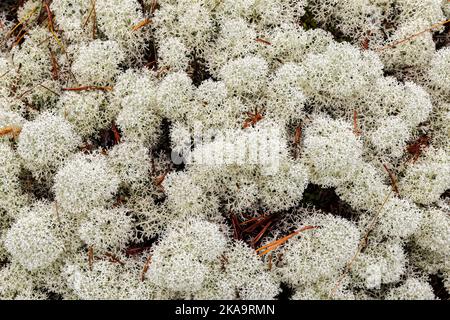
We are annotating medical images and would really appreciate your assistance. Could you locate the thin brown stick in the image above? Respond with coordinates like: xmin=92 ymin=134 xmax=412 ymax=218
xmin=111 ymin=122 xmax=121 ymax=144
xmin=383 ymin=163 xmax=400 ymax=195
xmin=150 ymin=0 xmax=158 ymax=14
xmin=88 ymin=246 xmax=94 ymax=271
xmin=92 ymin=0 xmax=97 ymax=39
xmin=38 ymin=83 xmax=60 ymax=96
xmin=82 ymin=0 xmax=95 ymax=29
xmin=43 ymin=2 xmax=54 ymax=32
xmin=0 ymin=126 xmax=22 ymax=138
xmin=131 ymin=18 xmax=152 ymax=31
xmin=104 ymin=252 xmax=125 ymax=266
xmin=376 ymin=19 xmax=450 ymax=52
xmin=330 ymin=190 xmax=393 ymax=297
xmin=293 ymin=125 xmax=302 ymax=159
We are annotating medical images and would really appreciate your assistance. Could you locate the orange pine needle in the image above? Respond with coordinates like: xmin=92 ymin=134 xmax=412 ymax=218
xmin=132 ymin=18 xmax=152 ymax=31
xmin=111 ymin=122 xmax=121 ymax=144
xmin=240 ymin=216 xmax=261 ymax=226
xmin=376 ymin=19 xmax=450 ymax=52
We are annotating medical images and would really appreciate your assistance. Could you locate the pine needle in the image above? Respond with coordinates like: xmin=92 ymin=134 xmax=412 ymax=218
xmin=256 ymin=225 xmax=319 ymax=256
xmin=376 ymin=19 xmax=450 ymax=52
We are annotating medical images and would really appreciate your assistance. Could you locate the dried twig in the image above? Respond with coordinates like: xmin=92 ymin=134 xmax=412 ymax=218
xmin=54 ymin=201 xmax=61 ymax=223
xmin=0 ymin=126 xmax=22 ymax=138
xmin=104 ymin=252 xmax=125 ymax=266
xmin=231 ymin=214 xmax=243 ymax=240
xmin=255 ymin=38 xmax=272 ymax=46
xmin=141 ymin=255 xmax=152 ymax=281
xmin=353 ymin=110 xmax=361 ymax=136
xmin=88 ymin=246 xmax=94 ymax=271
xmin=256 ymin=225 xmax=319 ymax=256
xmin=111 ymin=122 xmax=121 ymax=144
xmin=406 ymin=135 xmax=430 ymax=163
xmin=383 ymin=163 xmax=400 ymax=196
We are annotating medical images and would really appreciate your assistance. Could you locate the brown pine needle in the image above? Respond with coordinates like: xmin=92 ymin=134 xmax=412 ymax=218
xmin=141 ymin=255 xmax=152 ymax=281
xmin=376 ymin=19 xmax=450 ymax=52
xmin=256 ymin=38 xmax=272 ymax=45
xmin=43 ymin=3 xmax=55 ymax=32
xmin=293 ymin=125 xmax=302 ymax=159
xmin=353 ymin=110 xmax=361 ymax=136
xmin=62 ymin=86 xmax=113 ymax=92
xmin=13 ymin=30 xmax=28 ymax=47
xmin=156 ymin=66 xmax=170 ymax=78
xmin=132 ymin=18 xmax=152 ymax=31
xmin=104 ymin=253 xmax=125 ymax=266
xmin=256 ymin=225 xmax=319 ymax=256
xmin=383 ymin=163 xmax=400 ymax=195
xmin=54 ymin=201 xmax=61 ymax=223
xmin=5 ymin=6 xmax=38 ymax=40
xmin=330 ymin=190 xmax=393 ymax=297
xmin=150 ymin=0 xmax=158 ymax=14
xmin=82 ymin=0 xmax=96 ymax=29
xmin=231 ymin=214 xmax=243 ymax=240
xmin=50 ymin=49 xmax=59 ymax=80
